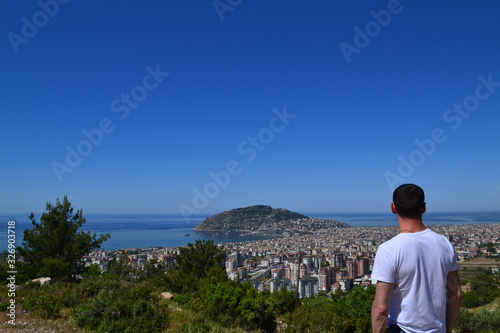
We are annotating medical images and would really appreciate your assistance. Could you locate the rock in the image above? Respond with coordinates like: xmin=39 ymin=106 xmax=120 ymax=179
xmin=31 ymin=277 xmax=51 ymax=285
xmin=160 ymin=292 xmax=173 ymax=299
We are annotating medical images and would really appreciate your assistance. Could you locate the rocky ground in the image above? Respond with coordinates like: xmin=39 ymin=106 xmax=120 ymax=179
xmin=1 ymin=311 xmax=90 ymax=333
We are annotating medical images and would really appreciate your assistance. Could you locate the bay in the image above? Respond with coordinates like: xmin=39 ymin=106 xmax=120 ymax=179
xmin=1 ymin=212 xmax=499 ymax=251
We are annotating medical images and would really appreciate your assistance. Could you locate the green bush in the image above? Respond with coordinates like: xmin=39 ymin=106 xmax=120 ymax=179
xmin=462 ymin=271 xmax=500 ymax=308
xmin=455 ymin=308 xmax=500 ymax=333
xmin=0 ymin=301 xmax=9 ymax=312
xmin=284 ymin=296 xmax=340 ymax=333
xmin=196 ymin=278 xmax=276 ymax=332
xmin=18 ymin=282 xmax=74 ymax=319
xmin=283 ymin=286 xmax=374 ymax=333
xmin=73 ymin=281 xmax=169 ymax=333
xmin=16 ymin=276 xmax=170 ymax=332
xmin=269 ymin=287 xmax=296 ymax=316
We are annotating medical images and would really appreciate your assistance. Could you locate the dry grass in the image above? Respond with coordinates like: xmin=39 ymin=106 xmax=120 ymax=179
xmin=1 ymin=309 xmax=91 ymax=333
xmin=470 ymin=296 xmax=500 ymax=314
xmin=2 ymin=302 xmax=250 ymax=333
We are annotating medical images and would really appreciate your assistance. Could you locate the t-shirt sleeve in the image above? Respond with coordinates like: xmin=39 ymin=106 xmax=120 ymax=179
xmin=371 ymin=246 xmax=395 ymax=283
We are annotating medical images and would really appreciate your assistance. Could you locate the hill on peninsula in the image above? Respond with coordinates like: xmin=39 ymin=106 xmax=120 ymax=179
xmin=193 ymin=205 xmax=351 ymax=235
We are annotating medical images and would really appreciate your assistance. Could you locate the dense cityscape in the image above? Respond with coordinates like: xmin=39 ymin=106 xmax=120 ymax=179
xmin=85 ymin=222 xmax=500 ymax=298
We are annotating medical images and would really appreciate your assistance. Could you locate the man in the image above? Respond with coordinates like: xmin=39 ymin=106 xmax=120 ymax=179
xmin=371 ymin=184 xmax=462 ymax=333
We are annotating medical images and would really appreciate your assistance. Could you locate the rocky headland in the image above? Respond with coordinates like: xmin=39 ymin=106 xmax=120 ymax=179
xmin=193 ymin=205 xmax=351 ymax=236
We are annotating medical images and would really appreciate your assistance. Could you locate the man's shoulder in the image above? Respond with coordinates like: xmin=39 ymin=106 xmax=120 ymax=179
xmin=378 ymin=229 xmax=435 ymax=247
xmin=377 ymin=234 xmax=405 ymax=250
xmin=378 ymin=228 xmax=452 ymax=250
xmin=424 ymin=228 xmax=452 ymax=242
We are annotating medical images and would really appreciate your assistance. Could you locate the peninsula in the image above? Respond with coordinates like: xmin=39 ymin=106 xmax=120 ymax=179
xmin=193 ymin=205 xmax=351 ymax=235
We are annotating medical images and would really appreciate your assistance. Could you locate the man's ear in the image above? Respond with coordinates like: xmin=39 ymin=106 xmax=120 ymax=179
xmin=421 ymin=202 xmax=426 ymax=214
xmin=390 ymin=203 xmax=397 ymax=214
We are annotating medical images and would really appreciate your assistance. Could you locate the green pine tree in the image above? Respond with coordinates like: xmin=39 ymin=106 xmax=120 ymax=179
xmin=18 ymin=196 xmax=109 ymax=281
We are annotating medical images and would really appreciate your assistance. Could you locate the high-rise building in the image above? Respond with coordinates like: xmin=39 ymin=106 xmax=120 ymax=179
xmin=226 ymin=259 xmax=236 ymax=273
xmin=253 ymin=281 xmax=264 ymax=292
xmin=270 ymin=278 xmax=292 ymax=292
xmin=318 ymin=267 xmax=331 ymax=291
xmin=285 ymin=264 xmax=292 ymax=280
xmin=288 ymin=262 xmax=300 ymax=282
xmin=332 ymin=253 xmax=344 ymax=268
xmin=339 ymin=278 xmax=353 ymax=291
xmin=300 ymin=263 xmax=308 ymax=278
xmin=302 ymin=257 xmax=313 ymax=272
xmin=347 ymin=260 xmax=358 ymax=278
xmin=229 ymin=252 xmax=243 ymax=267
xmin=299 ymin=277 xmax=319 ymax=298
xmin=357 ymin=259 xmax=370 ymax=276
xmin=271 ymin=267 xmax=285 ymax=279
xmin=244 ymin=259 xmax=258 ymax=270
xmin=238 ymin=267 xmax=248 ymax=279
xmin=336 ymin=270 xmax=348 ymax=282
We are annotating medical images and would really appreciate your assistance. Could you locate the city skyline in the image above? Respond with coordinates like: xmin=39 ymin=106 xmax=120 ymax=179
xmin=2 ymin=1 xmax=500 ymax=216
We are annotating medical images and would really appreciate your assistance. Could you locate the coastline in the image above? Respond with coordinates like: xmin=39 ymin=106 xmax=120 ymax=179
xmin=2 ymin=212 xmax=499 ymax=251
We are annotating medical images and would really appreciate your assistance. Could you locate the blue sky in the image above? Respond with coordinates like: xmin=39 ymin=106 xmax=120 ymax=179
xmin=1 ymin=0 xmax=499 ymax=217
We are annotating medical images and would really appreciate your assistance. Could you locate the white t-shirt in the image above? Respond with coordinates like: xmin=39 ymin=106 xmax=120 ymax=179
xmin=371 ymin=228 xmax=458 ymax=333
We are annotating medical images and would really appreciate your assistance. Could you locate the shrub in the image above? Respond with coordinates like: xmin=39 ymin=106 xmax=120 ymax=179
xmin=18 ymin=282 xmax=72 ymax=319
xmin=73 ymin=281 xmax=169 ymax=333
xmin=455 ymin=308 xmax=500 ymax=333
xmin=0 ymin=301 xmax=9 ymax=312
xmin=462 ymin=271 xmax=500 ymax=308
xmin=283 ymin=287 xmax=374 ymax=333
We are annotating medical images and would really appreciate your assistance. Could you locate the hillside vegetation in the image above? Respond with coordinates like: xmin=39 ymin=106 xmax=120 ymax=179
xmin=2 ymin=250 xmax=500 ymax=332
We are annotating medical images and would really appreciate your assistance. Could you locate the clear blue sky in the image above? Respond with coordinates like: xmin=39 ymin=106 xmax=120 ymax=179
xmin=1 ymin=0 xmax=499 ymax=217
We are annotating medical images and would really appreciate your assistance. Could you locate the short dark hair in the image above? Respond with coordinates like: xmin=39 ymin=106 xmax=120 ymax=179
xmin=393 ymin=184 xmax=425 ymax=219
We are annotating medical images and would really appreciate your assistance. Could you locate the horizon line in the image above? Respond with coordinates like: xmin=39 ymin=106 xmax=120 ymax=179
xmin=2 ymin=210 xmax=500 ymax=217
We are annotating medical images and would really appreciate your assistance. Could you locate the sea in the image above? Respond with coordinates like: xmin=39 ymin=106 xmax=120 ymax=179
xmin=1 ymin=212 xmax=499 ymax=251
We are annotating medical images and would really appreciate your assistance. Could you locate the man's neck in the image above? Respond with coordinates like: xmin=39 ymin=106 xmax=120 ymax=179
xmin=397 ymin=216 xmax=426 ymax=233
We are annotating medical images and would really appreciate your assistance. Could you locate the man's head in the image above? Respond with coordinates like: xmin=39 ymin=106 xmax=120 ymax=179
xmin=391 ymin=184 xmax=426 ymax=219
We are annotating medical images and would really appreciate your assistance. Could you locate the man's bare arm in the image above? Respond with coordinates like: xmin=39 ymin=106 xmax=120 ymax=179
xmin=446 ymin=270 xmax=463 ymax=333
xmin=372 ymin=281 xmax=393 ymax=333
